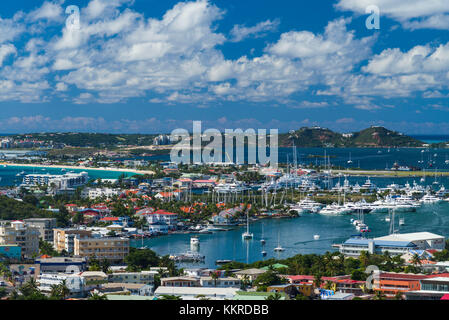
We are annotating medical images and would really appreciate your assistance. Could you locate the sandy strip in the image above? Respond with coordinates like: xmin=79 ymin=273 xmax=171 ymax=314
xmin=0 ymin=162 xmax=155 ymax=175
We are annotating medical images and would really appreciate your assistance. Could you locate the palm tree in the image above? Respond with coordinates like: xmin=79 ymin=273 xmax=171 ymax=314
xmin=411 ymin=253 xmax=422 ymax=267
xmin=88 ymin=292 xmax=108 ymax=300
xmin=210 ymin=271 xmax=219 ymax=287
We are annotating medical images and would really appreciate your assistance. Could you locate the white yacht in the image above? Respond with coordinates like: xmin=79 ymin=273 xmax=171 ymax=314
xmin=420 ymin=193 xmax=442 ymax=204
xmin=290 ymin=198 xmax=323 ymax=214
xmin=313 ymin=234 xmax=320 ymax=240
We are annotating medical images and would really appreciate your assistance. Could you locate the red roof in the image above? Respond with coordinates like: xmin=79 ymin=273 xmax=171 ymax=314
xmin=99 ymin=217 xmax=119 ymax=222
xmin=441 ymin=294 xmax=449 ymax=300
xmin=153 ymin=209 xmax=177 ymax=216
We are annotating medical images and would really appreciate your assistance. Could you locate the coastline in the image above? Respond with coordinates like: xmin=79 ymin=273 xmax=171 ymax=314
xmin=0 ymin=162 xmax=155 ymax=176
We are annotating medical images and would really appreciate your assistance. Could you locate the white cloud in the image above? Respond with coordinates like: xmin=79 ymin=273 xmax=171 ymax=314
xmin=0 ymin=44 xmax=16 ymax=66
xmin=336 ymin=0 xmax=449 ymax=30
xmin=28 ymin=1 xmax=64 ymax=22
xmin=230 ymin=19 xmax=280 ymax=42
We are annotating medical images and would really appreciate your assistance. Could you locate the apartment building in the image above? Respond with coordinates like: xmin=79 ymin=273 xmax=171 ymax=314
xmin=74 ymin=237 xmax=129 ymax=263
xmin=108 ymin=271 xmax=155 ymax=285
xmin=53 ymin=229 xmax=92 ymax=254
xmin=24 ymin=218 xmax=57 ymax=243
xmin=0 ymin=221 xmax=40 ymax=258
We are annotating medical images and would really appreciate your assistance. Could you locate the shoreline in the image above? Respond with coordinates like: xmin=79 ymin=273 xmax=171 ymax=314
xmin=332 ymin=169 xmax=449 ymax=177
xmin=0 ymin=162 xmax=155 ymax=176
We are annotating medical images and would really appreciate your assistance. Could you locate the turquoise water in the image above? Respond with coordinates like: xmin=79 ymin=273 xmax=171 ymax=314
xmin=132 ymin=202 xmax=449 ymax=268
xmin=131 ymin=147 xmax=449 ymax=170
xmin=0 ymin=165 xmax=137 ymax=186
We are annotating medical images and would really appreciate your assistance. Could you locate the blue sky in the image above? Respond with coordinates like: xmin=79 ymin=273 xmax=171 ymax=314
xmin=0 ymin=0 xmax=449 ymax=134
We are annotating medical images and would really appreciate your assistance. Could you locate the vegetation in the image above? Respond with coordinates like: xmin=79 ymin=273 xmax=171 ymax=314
xmin=279 ymin=126 xmax=424 ymax=148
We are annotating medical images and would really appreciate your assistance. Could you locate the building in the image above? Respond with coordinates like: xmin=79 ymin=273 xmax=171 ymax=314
xmin=0 ymin=244 xmax=21 ymax=260
xmin=74 ymin=237 xmax=129 ymax=263
xmin=99 ymin=283 xmax=153 ymax=296
xmin=338 ymin=232 xmax=445 ymax=257
xmin=199 ymin=276 xmax=241 ymax=288
xmin=374 ymin=272 xmax=426 ymax=295
xmin=144 ymin=210 xmax=178 ymax=226
xmin=161 ymin=276 xmax=201 ymax=287
xmin=22 ymin=172 xmax=89 ymax=190
xmin=154 ymin=286 xmax=239 ymax=300
xmin=0 ymin=221 xmax=40 ymax=258
xmin=233 ymin=268 xmax=266 ymax=282
xmin=81 ymin=188 xmax=122 ymax=200
xmin=267 ymin=284 xmax=298 ymax=298
xmin=23 ymin=218 xmax=57 ymax=243
xmin=37 ymin=273 xmax=85 ymax=296
xmin=53 ymin=229 xmax=92 ymax=254
xmin=35 ymin=257 xmax=87 ymax=274
xmin=108 ymin=271 xmax=155 ymax=286
xmin=406 ymin=276 xmax=449 ymax=300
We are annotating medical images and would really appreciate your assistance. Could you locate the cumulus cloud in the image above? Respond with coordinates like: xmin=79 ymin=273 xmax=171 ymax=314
xmin=0 ymin=0 xmax=447 ymax=111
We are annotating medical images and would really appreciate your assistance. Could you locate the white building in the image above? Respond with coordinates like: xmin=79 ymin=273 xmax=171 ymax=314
xmin=81 ymin=187 xmax=122 ymax=200
xmin=38 ymin=273 xmax=86 ymax=296
xmin=22 ymin=172 xmax=89 ymax=190
xmin=338 ymin=232 xmax=445 ymax=257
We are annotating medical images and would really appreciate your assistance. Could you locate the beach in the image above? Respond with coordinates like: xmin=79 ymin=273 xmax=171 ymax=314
xmin=0 ymin=162 xmax=155 ymax=176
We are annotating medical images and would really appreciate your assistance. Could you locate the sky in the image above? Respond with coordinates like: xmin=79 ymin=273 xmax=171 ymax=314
xmin=0 ymin=0 xmax=449 ymax=134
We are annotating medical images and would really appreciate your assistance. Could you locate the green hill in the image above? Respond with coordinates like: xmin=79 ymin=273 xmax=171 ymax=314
xmin=279 ymin=126 xmax=423 ymax=148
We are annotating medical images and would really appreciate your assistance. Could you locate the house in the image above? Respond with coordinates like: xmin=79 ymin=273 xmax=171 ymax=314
xmin=233 ymin=269 xmax=266 ymax=282
xmin=154 ymin=192 xmax=181 ymax=201
xmin=267 ymin=284 xmax=298 ymax=298
xmin=144 ymin=210 xmax=178 ymax=226
xmin=160 ymin=276 xmax=200 ymax=287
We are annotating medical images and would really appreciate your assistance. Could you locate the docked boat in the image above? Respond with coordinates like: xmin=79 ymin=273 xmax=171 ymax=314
xmin=420 ymin=193 xmax=442 ymax=204
xmin=242 ymin=212 xmax=253 ymax=240
xmin=170 ymin=252 xmax=205 ymax=262
xmin=190 ymin=236 xmax=200 ymax=246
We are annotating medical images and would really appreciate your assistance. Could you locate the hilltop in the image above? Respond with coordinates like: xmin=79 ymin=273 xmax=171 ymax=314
xmin=279 ymin=126 xmax=424 ymax=148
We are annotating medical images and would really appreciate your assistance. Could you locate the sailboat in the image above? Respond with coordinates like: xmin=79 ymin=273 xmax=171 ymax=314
xmin=274 ymin=231 xmax=285 ymax=252
xmin=347 ymin=152 xmax=353 ymax=164
xmin=260 ymin=223 xmax=266 ymax=245
xmin=242 ymin=212 xmax=253 ymax=240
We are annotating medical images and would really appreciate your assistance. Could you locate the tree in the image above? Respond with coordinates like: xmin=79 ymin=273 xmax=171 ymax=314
xmin=124 ymin=248 xmax=160 ymax=271
xmin=88 ymin=292 xmax=108 ymax=300
xmin=411 ymin=254 xmax=422 ymax=267
xmin=253 ymin=270 xmax=286 ymax=292
xmin=210 ymin=271 xmax=219 ymax=287
xmin=265 ymin=292 xmax=282 ymax=300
